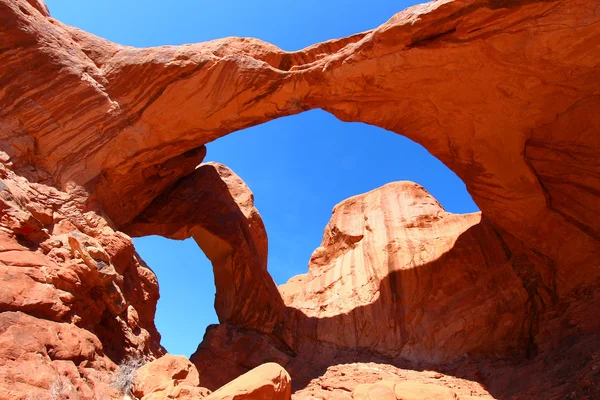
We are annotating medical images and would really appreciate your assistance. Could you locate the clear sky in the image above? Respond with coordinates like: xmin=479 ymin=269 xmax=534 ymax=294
xmin=45 ymin=0 xmax=479 ymax=357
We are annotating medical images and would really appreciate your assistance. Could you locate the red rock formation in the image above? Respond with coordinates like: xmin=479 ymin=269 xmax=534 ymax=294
xmin=280 ymin=182 xmax=529 ymax=363
xmin=124 ymin=162 xmax=286 ymax=336
xmin=354 ymin=381 xmax=461 ymax=400
xmin=0 ymin=0 xmax=599 ymax=399
xmin=0 ymin=163 xmax=165 ymax=398
xmin=203 ymin=363 xmax=292 ymax=400
xmin=3 ymin=0 xmax=599 ymax=277
xmin=133 ymin=354 xmax=211 ymax=400
xmin=124 ymin=171 xmax=535 ymax=391
xmin=293 ymin=363 xmax=494 ymax=400
xmin=189 ymin=181 xmax=599 ymax=399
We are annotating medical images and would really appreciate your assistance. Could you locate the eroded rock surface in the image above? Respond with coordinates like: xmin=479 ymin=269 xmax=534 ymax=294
xmin=280 ymin=182 xmax=529 ymax=363
xmin=190 ymin=181 xmax=599 ymax=399
xmin=203 ymin=363 xmax=292 ymax=400
xmin=0 ymin=0 xmax=599 ymax=399
xmin=133 ymin=354 xmax=211 ymax=400
xmin=0 ymin=164 xmax=164 ymax=398
xmin=293 ymin=363 xmax=494 ymax=400
xmin=124 ymin=162 xmax=285 ymax=336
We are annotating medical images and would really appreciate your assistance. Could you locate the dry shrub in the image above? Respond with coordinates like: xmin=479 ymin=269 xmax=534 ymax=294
xmin=110 ymin=355 xmax=146 ymax=396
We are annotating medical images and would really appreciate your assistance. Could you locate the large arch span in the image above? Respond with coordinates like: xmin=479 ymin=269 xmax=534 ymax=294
xmin=3 ymin=0 xmax=598 ymax=295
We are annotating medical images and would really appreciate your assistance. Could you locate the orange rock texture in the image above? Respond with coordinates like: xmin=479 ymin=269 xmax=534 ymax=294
xmin=0 ymin=0 xmax=599 ymax=399
xmin=293 ymin=363 xmax=494 ymax=400
xmin=124 ymin=162 xmax=284 ymax=336
xmin=0 ymin=163 xmax=165 ymax=398
xmin=133 ymin=354 xmax=211 ymax=400
xmin=280 ymin=182 xmax=527 ymax=362
xmin=203 ymin=363 xmax=291 ymax=400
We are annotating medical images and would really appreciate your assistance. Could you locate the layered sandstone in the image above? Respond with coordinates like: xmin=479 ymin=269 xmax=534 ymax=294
xmin=0 ymin=0 xmax=599 ymax=399
xmin=203 ymin=363 xmax=292 ymax=400
xmin=124 ymin=162 xmax=284 ymax=336
xmin=2 ymin=0 xmax=599 ymax=285
xmin=190 ymin=182 xmax=599 ymax=399
xmin=280 ymin=182 xmax=529 ymax=362
xmin=0 ymin=164 xmax=164 ymax=398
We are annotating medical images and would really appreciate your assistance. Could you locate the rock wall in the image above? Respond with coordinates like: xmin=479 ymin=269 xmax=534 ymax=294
xmin=124 ymin=162 xmax=286 ymax=336
xmin=0 ymin=164 xmax=164 ymax=398
xmin=188 ymin=181 xmax=599 ymax=399
xmin=280 ymin=182 xmax=530 ymax=362
xmin=0 ymin=0 xmax=599 ymax=399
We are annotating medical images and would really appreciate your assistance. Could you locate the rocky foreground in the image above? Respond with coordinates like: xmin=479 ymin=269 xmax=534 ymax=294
xmin=0 ymin=0 xmax=599 ymax=399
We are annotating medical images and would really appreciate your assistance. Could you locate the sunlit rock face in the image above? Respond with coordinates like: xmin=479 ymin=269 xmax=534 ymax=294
xmin=0 ymin=163 xmax=165 ymax=399
xmin=0 ymin=0 xmax=599 ymax=398
xmin=189 ymin=180 xmax=598 ymax=400
xmin=280 ymin=181 xmax=529 ymax=362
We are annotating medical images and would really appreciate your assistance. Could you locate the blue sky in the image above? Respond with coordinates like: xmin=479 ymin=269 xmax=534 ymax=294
xmin=45 ymin=0 xmax=479 ymax=357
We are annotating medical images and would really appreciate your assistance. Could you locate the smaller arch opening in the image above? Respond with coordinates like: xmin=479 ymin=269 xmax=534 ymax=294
xmin=133 ymin=236 xmax=217 ymax=357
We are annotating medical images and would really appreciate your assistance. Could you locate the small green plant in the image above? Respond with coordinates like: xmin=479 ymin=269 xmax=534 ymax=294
xmin=110 ymin=355 xmax=146 ymax=396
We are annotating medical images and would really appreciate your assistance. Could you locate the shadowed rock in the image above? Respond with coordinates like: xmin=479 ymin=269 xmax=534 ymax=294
xmin=124 ymin=162 xmax=286 ymax=336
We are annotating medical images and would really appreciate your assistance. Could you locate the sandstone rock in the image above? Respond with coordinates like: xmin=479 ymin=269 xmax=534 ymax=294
xmin=125 ymin=163 xmax=286 ymax=337
xmin=292 ymin=363 xmax=494 ymax=400
xmin=191 ymin=324 xmax=294 ymax=391
xmin=0 ymin=163 xmax=164 ymax=399
xmin=2 ymin=1 xmax=598 ymax=302
xmin=280 ymin=182 xmax=529 ymax=363
xmin=0 ymin=180 xmax=48 ymax=243
xmin=0 ymin=311 xmax=116 ymax=399
xmin=25 ymin=0 xmax=49 ymax=16
xmin=0 ymin=0 xmax=598 ymax=399
xmin=352 ymin=383 xmax=396 ymax=400
xmin=393 ymin=382 xmax=459 ymax=400
xmin=204 ymin=363 xmax=291 ymax=400
xmin=191 ymin=181 xmax=531 ymax=385
xmin=133 ymin=354 xmax=209 ymax=400
xmin=166 ymin=386 xmax=212 ymax=400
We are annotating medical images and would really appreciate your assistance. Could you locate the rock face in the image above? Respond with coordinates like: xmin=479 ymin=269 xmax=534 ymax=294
xmin=0 ymin=163 xmax=165 ymax=398
xmin=124 ymin=162 xmax=285 ymax=336
xmin=203 ymin=363 xmax=292 ymax=400
xmin=293 ymin=363 xmax=494 ymax=400
xmin=354 ymin=381 xmax=460 ymax=400
xmin=133 ymin=354 xmax=211 ymax=400
xmin=190 ymin=181 xmax=599 ymax=399
xmin=0 ymin=0 xmax=599 ymax=399
xmin=280 ymin=182 xmax=529 ymax=363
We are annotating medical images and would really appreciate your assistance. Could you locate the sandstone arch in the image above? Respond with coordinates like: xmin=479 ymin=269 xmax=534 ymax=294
xmin=0 ymin=0 xmax=599 ymax=398
xmin=3 ymin=0 xmax=598 ymax=294
xmin=123 ymin=162 xmax=286 ymax=337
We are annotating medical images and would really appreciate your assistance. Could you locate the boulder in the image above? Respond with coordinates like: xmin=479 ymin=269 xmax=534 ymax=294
xmin=204 ymin=363 xmax=291 ymax=400
xmin=133 ymin=355 xmax=208 ymax=400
